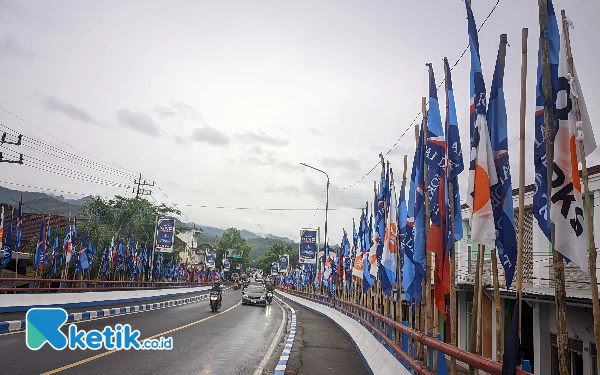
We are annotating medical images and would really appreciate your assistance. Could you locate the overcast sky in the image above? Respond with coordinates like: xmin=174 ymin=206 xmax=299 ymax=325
xmin=1 ymin=0 xmax=599 ymax=242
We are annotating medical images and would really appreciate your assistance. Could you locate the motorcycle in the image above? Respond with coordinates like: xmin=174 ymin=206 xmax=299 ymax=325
xmin=233 ymin=282 xmax=240 ymax=290
xmin=209 ymin=291 xmax=222 ymax=312
xmin=266 ymin=291 xmax=273 ymax=305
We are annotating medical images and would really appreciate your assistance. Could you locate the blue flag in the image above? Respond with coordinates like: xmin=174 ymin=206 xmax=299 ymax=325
xmin=444 ymin=57 xmax=464 ymax=250
xmin=488 ymin=36 xmax=518 ymax=287
xmin=34 ymin=219 xmax=46 ymax=270
xmin=2 ymin=210 xmax=13 ymax=269
xmin=15 ymin=200 xmax=22 ymax=250
xmin=533 ymin=0 xmax=560 ymax=241
xmin=413 ymin=125 xmax=427 ymax=286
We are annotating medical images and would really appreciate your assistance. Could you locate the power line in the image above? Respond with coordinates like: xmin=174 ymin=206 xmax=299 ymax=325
xmin=170 ymin=204 xmax=360 ymax=211
xmin=0 ymin=105 xmax=138 ymax=175
xmin=0 ymin=190 xmax=43 ymax=214
xmin=0 ymin=180 xmax=98 ymax=197
xmin=0 ymin=123 xmax=137 ymax=180
xmin=329 ymin=0 xmax=501 ymax=191
xmin=309 ymin=186 xmax=326 ymax=228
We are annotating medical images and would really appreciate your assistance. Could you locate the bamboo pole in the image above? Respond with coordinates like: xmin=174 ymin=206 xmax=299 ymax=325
xmin=468 ymin=244 xmax=483 ymax=375
xmin=476 ymin=245 xmax=484 ymax=374
xmin=444 ymin=56 xmax=458 ymax=375
xmin=492 ymin=248 xmax=503 ymax=361
xmin=561 ymin=10 xmax=600 ymax=372
xmin=539 ymin=1 xmax=569 ymax=373
xmin=399 ymin=154 xmax=407 ymax=328
xmin=517 ymin=27 xmax=528 ymax=355
xmin=413 ymin=122 xmax=424 ymax=361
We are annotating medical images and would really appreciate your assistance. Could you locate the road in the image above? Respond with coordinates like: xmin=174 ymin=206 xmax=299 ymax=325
xmin=0 ymin=284 xmax=285 ymax=375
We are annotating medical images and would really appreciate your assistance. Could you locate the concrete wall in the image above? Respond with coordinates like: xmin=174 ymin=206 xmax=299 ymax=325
xmin=0 ymin=286 xmax=210 ymax=312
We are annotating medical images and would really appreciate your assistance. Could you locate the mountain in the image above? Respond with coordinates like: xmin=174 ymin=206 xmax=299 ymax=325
xmin=0 ymin=186 xmax=89 ymax=215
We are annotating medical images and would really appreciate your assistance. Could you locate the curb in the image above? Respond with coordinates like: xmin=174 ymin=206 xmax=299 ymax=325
xmin=0 ymin=287 xmax=230 ymax=334
xmin=273 ymin=297 xmax=296 ymax=375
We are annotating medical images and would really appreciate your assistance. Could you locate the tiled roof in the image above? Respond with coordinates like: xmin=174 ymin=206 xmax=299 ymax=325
xmin=0 ymin=203 xmax=70 ymax=252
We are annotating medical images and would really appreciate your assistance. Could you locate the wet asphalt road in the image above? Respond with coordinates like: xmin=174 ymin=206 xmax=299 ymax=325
xmin=0 ymin=285 xmax=284 ymax=375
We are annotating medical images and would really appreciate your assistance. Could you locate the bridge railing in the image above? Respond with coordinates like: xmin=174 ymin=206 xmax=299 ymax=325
xmin=0 ymin=277 xmax=213 ymax=293
xmin=280 ymin=288 xmax=533 ymax=375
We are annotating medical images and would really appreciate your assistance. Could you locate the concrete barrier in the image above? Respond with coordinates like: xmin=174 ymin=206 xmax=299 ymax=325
xmin=276 ymin=291 xmax=411 ymax=375
xmin=0 ymin=286 xmax=211 ymax=313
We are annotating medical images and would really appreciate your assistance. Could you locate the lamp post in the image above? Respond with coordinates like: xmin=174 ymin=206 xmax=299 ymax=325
xmin=300 ymin=162 xmax=330 ymax=257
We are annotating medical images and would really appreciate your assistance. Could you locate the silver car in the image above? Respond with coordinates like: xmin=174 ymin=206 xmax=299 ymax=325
xmin=241 ymin=285 xmax=267 ymax=307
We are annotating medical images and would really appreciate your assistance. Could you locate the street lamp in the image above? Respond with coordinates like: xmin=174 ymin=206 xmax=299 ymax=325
xmin=300 ymin=163 xmax=330 ymax=255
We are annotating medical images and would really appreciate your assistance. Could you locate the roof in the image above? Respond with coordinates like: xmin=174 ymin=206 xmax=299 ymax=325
xmin=460 ymin=164 xmax=600 ymax=210
xmin=0 ymin=203 xmax=71 ymax=252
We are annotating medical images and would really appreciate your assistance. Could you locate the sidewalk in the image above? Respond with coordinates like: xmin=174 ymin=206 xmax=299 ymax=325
xmin=281 ymin=298 xmax=369 ymax=375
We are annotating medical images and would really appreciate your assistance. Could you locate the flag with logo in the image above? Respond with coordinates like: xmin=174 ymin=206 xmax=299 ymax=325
xmin=444 ymin=57 xmax=464 ymax=249
xmin=488 ymin=36 xmax=518 ymax=287
xmin=34 ymin=219 xmax=46 ymax=270
xmin=465 ymin=0 xmax=498 ymax=249
xmin=1 ymin=209 xmax=12 ymax=269
xmin=425 ymin=63 xmax=451 ymax=314
xmin=382 ymin=170 xmax=398 ymax=296
xmin=549 ymin=21 xmax=596 ymax=272
xmin=533 ymin=0 xmax=560 ymax=240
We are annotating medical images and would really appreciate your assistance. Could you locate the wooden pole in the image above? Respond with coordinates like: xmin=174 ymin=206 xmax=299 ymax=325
xmin=492 ymin=248 xmax=503 ymax=361
xmin=517 ymin=27 xmax=528 ymax=352
xmin=444 ymin=56 xmax=458 ymax=375
xmin=414 ymin=122 xmax=424 ymax=361
xmin=469 ymin=244 xmax=483 ymax=375
xmin=561 ymin=10 xmax=600 ymax=372
xmin=539 ymin=1 xmax=569 ymax=373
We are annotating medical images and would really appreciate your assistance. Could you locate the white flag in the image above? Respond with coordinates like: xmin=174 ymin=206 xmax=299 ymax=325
xmin=550 ymin=27 xmax=595 ymax=272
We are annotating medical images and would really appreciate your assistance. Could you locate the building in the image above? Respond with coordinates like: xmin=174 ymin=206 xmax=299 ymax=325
xmin=175 ymin=227 xmax=207 ymax=265
xmin=453 ymin=166 xmax=600 ymax=375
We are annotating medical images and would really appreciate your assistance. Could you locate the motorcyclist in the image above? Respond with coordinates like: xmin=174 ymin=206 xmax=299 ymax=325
xmin=211 ymin=282 xmax=223 ymax=307
xmin=265 ymin=281 xmax=274 ymax=293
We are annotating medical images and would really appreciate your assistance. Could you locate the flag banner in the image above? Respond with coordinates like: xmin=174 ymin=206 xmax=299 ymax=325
xmin=299 ymin=229 xmax=318 ymax=264
xmin=382 ymin=173 xmax=398 ymax=295
xmin=155 ymin=218 xmax=175 ymax=253
xmin=550 ymin=24 xmax=595 ymax=272
xmin=425 ymin=63 xmax=450 ymax=314
xmin=533 ymin=0 xmax=560 ymax=240
xmin=223 ymin=259 xmax=231 ymax=271
xmin=271 ymin=264 xmax=278 ymax=275
xmin=444 ymin=57 xmax=464 ymax=249
xmin=206 ymin=254 xmax=216 ymax=268
xmin=0 ymin=206 xmax=4 ymax=248
xmin=278 ymin=254 xmax=289 ymax=271
xmin=488 ymin=37 xmax=518 ymax=288
xmin=206 ymin=248 xmax=216 ymax=257
xmin=465 ymin=0 xmax=498 ymax=249
xmin=34 ymin=219 xmax=46 ymax=271
xmin=1 ymin=209 xmax=12 ymax=269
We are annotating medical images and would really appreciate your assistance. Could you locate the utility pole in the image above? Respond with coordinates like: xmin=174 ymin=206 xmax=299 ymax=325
xmin=133 ymin=173 xmax=154 ymax=198
xmin=0 ymin=132 xmax=23 ymax=165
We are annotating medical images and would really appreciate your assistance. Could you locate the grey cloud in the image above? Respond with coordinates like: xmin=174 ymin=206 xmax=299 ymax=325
xmin=116 ymin=109 xmax=160 ymax=136
xmin=170 ymin=101 xmax=203 ymax=122
xmin=319 ymin=157 xmax=362 ymax=172
xmin=309 ymin=127 xmax=323 ymax=136
xmin=191 ymin=125 xmax=229 ymax=145
xmin=246 ymin=151 xmax=304 ymax=173
xmin=0 ymin=35 xmax=33 ymax=60
xmin=265 ymin=184 xmax=302 ymax=196
xmin=236 ymin=129 xmax=289 ymax=146
xmin=154 ymin=105 xmax=176 ymax=118
xmin=41 ymin=96 xmax=100 ymax=125
xmin=303 ymin=177 xmax=367 ymax=209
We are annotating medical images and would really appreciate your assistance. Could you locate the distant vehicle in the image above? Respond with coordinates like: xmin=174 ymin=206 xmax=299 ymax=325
xmin=241 ymin=273 xmax=247 ymax=279
xmin=255 ymin=275 xmax=262 ymax=282
xmin=241 ymin=285 xmax=267 ymax=307
xmin=232 ymin=273 xmax=240 ymax=281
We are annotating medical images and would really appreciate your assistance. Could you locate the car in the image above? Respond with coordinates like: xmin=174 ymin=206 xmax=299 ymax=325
xmin=241 ymin=285 xmax=267 ymax=307
xmin=232 ymin=273 xmax=240 ymax=282
xmin=255 ymin=275 xmax=262 ymax=282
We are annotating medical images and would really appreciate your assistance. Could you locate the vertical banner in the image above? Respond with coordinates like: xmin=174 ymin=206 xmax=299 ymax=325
xmin=155 ymin=218 xmax=175 ymax=253
xmin=223 ymin=259 xmax=231 ymax=271
xmin=271 ymin=264 xmax=279 ymax=275
xmin=206 ymin=248 xmax=216 ymax=268
xmin=278 ymin=254 xmax=289 ymax=273
xmin=299 ymin=229 xmax=317 ymax=264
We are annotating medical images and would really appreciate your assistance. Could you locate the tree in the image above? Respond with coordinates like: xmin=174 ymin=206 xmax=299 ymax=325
xmin=215 ymin=228 xmax=252 ymax=270
xmin=257 ymin=240 xmax=299 ymax=274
